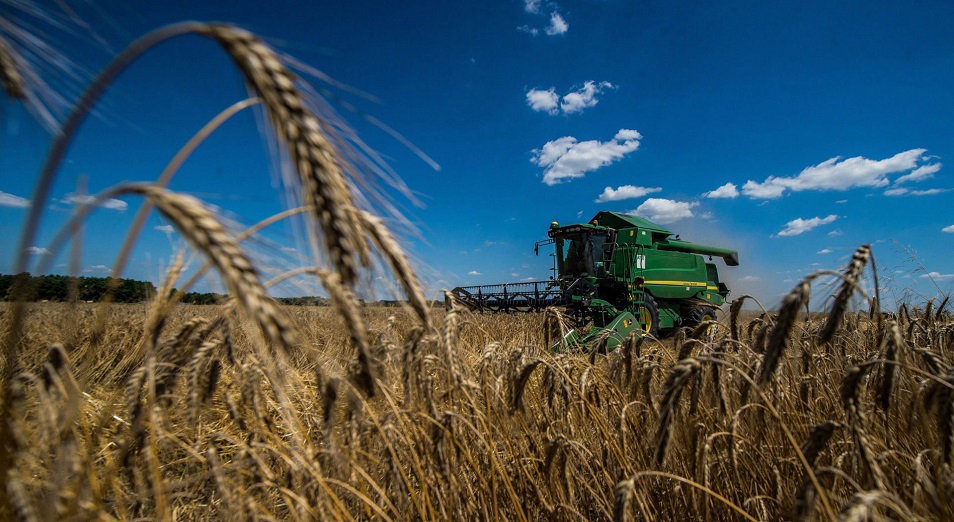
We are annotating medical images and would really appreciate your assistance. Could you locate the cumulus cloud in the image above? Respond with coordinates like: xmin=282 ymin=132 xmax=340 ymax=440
xmin=468 ymin=271 xmax=481 ymax=276
xmin=526 ymin=88 xmax=559 ymax=114
xmin=629 ymin=198 xmax=698 ymax=224
xmin=62 ymin=193 xmax=128 ymax=211
xmin=943 ymin=225 xmax=954 ymax=233
xmin=0 ymin=191 xmax=31 ymax=208
xmin=155 ymin=225 xmax=174 ymax=234
xmin=742 ymin=179 xmax=787 ymax=199
xmin=545 ymin=12 xmax=568 ymax=35
xmin=561 ymin=81 xmax=614 ymax=114
xmin=921 ymin=271 xmax=954 ymax=282
xmin=817 ymin=249 xmax=832 ymax=254
xmin=532 ymin=129 xmax=642 ymax=185
xmin=704 ymin=183 xmax=739 ymax=199
xmin=776 ymin=215 xmax=838 ymax=237
xmin=594 ymin=185 xmax=661 ymax=203
xmin=527 ymin=81 xmax=615 ymax=115
xmin=895 ymin=163 xmax=941 ymax=184
xmin=519 ymin=3 xmax=568 ymax=36
xmin=740 ymin=275 xmax=762 ymax=282
xmin=27 ymin=246 xmax=51 ymax=255
xmin=742 ymin=149 xmax=934 ymax=199
xmin=84 ymin=264 xmax=110 ymax=273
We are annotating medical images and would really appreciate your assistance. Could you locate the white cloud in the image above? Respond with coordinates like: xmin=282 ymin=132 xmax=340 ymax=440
xmin=526 ymin=88 xmax=559 ymax=114
xmin=84 ymin=264 xmax=110 ymax=273
xmin=63 ymin=193 xmax=128 ymax=211
xmin=594 ymin=185 xmax=662 ymax=203
xmin=943 ymin=225 xmax=954 ymax=233
xmin=921 ymin=271 xmax=954 ymax=282
xmin=468 ymin=270 xmax=481 ymax=276
xmin=517 ymin=25 xmax=539 ymax=36
xmin=561 ymin=81 xmax=614 ymax=114
xmin=545 ymin=12 xmax=568 ymax=35
xmin=817 ymin=249 xmax=832 ymax=254
xmin=519 ymin=4 xmax=567 ymax=37
xmin=740 ymin=275 xmax=761 ymax=282
xmin=155 ymin=225 xmax=174 ymax=234
xmin=742 ymin=149 xmax=929 ymax=199
xmin=884 ymin=187 xmax=947 ymax=197
xmin=704 ymin=183 xmax=739 ymax=199
xmin=742 ymin=178 xmax=787 ymax=199
xmin=27 ymin=246 xmax=50 ymax=255
xmin=629 ymin=198 xmax=698 ymax=224
xmin=528 ymin=81 xmax=614 ymax=115
xmin=533 ymin=129 xmax=642 ymax=185
xmin=895 ymin=163 xmax=941 ymax=184
xmin=777 ymin=214 xmax=838 ymax=237
xmin=0 ymin=191 xmax=31 ymax=208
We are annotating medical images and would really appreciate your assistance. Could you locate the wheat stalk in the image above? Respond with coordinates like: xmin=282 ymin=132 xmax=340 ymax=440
xmin=819 ymin=245 xmax=871 ymax=345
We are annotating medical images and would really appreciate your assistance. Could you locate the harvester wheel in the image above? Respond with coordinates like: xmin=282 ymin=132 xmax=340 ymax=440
xmin=685 ymin=307 xmax=718 ymax=336
xmin=639 ymin=294 xmax=660 ymax=338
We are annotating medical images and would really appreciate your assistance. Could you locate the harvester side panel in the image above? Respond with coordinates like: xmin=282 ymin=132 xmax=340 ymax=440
xmin=642 ymin=250 xmax=709 ymax=300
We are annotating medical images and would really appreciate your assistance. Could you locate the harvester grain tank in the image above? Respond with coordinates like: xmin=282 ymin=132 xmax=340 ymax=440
xmin=449 ymin=211 xmax=739 ymax=350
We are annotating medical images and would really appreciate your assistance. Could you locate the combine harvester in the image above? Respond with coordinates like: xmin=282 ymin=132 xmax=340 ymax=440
xmin=450 ymin=211 xmax=739 ymax=350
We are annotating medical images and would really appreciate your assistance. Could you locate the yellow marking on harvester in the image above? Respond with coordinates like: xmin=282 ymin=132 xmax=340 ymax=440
xmin=644 ymin=280 xmax=707 ymax=287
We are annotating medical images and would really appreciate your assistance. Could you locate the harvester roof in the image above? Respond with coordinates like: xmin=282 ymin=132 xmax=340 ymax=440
xmin=591 ymin=211 xmax=672 ymax=235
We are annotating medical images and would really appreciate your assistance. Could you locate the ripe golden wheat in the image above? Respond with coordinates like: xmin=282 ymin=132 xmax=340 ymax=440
xmin=2 ymin=18 xmax=954 ymax=522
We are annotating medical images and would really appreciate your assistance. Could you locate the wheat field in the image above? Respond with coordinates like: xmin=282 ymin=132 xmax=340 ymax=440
xmin=2 ymin=16 xmax=954 ymax=522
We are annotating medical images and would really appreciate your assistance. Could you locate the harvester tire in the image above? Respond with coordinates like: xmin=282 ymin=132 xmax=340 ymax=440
xmin=684 ymin=307 xmax=718 ymax=337
xmin=639 ymin=294 xmax=660 ymax=338
xmin=684 ymin=307 xmax=718 ymax=327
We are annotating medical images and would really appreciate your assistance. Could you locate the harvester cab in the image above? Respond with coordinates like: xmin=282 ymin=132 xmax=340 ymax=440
xmin=449 ymin=211 xmax=739 ymax=352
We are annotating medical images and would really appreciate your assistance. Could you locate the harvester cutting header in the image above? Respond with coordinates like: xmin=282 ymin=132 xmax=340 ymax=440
xmin=450 ymin=211 xmax=739 ymax=350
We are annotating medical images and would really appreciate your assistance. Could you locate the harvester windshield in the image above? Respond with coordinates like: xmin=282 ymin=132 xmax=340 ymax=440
xmin=554 ymin=229 xmax=611 ymax=278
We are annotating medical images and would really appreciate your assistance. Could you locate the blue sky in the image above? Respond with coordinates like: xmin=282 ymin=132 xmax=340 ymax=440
xmin=2 ymin=0 xmax=953 ymax=307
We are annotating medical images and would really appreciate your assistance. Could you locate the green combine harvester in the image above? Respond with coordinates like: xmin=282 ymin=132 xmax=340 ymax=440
xmin=449 ymin=211 xmax=739 ymax=350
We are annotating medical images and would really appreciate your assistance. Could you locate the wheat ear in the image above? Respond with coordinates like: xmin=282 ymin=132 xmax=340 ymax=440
xmin=199 ymin=24 xmax=367 ymax=287
xmin=759 ymin=279 xmax=811 ymax=387
xmin=819 ymin=245 xmax=871 ymax=345
xmin=0 ymin=34 xmax=25 ymax=99
xmin=360 ymin=210 xmax=429 ymax=324
xmin=793 ymin=421 xmax=839 ymax=521
xmin=655 ymin=358 xmax=701 ymax=465
xmin=840 ymin=363 xmax=887 ymax=490
xmin=124 ymin=184 xmax=300 ymax=356
xmin=873 ymin=320 xmax=902 ymax=412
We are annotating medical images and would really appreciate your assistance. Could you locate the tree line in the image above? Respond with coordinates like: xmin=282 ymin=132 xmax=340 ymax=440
xmin=0 ymin=273 xmax=157 ymax=303
xmin=0 ymin=273 xmax=437 ymax=306
xmin=0 ymin=273 xmax=335 ymax=305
